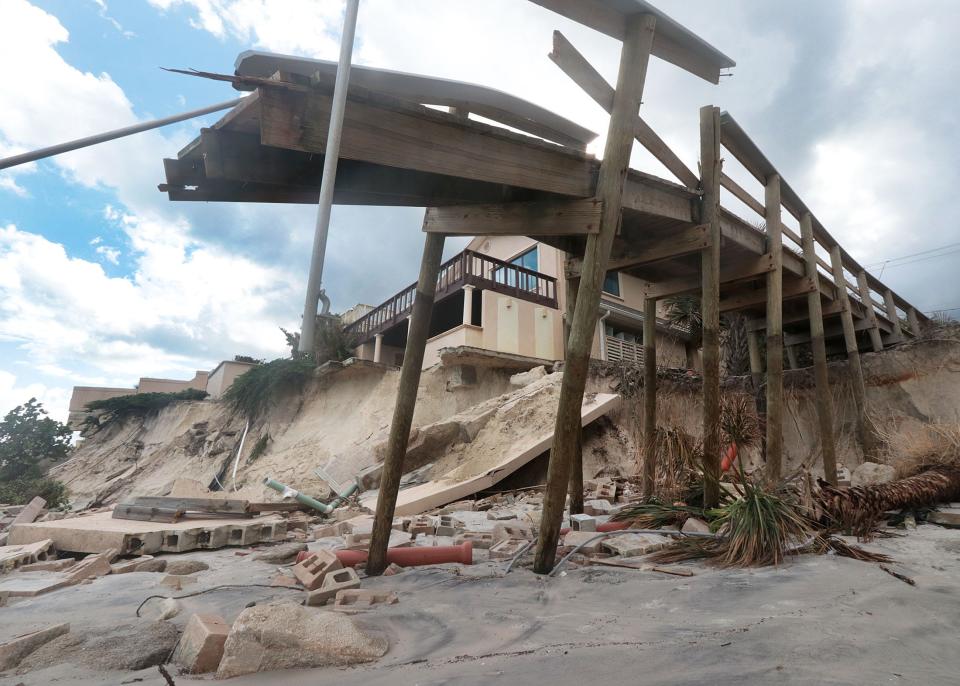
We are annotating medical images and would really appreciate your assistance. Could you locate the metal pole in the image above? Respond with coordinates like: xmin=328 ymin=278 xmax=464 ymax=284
xmin=0 ymin=98 xmax=244 ymax=171
xmin=299 ymin=0 xmax=361 ymax=355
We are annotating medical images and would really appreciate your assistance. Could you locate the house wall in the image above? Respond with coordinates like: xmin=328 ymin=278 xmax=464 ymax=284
xmin=138 ymin=371 xmax=208 ymax=394
xmin=206 ymin=361 xmax=258 ymax=399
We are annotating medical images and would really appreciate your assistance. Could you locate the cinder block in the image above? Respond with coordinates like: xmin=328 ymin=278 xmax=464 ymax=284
xmin=569 ymin=514 xmax=597 ymax=532
xmin=454 ymin=531 xmax=495 ymax=549
xmin=332 ymin=588 xmax=398 ymax=612
xmin=583 ymin=499 xmax=614 ymax=516
xmin=436 ymin=514 xmax=464 ymax=537
xmin=172 ymin=613 xmax=229 ymax=674
xmin=292 ymin=549 xmax=342 ymax=591
xmin=409 ymin=515 xmax=434 ymax=536
xmin=344 ymin=532 xmax=372 ymax=549
xmin=492 ymin=521 xmax=535 ymax=542
xmin=305 ymin=566 xmax=361 ymax=606
xmin=594 ymin=481 xmax=617 ymax=501
xmin=601 ymin=533 xmax=670 ymax=557
xmin=487 ymin=538 xmax=527 ymax=560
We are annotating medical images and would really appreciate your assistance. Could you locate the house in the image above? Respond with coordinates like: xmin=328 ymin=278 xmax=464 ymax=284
xmin=347 ymin=236 xmax=694 ymax=369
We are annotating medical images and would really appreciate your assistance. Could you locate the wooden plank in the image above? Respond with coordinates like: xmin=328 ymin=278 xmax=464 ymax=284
xmin=720 ymin=173 xmax=764 ymax=217
xmin=129 ymin=496 xmax=249 ymax=514
xmin=549 ymin=31 xmax=699 ymax=188
xmin=856 ymin=270 xmax=884 ymax=352
xmin=719 ymin=277 xmax=816 ymax=312
xmin=764 ymin=174 xmax=784 ymax=484
xmin=423 ymin=199 xmax=602 ymax=236
xmin=584 ymin=224 xmax=710 ymax=275
xmin=258 ymin=87 xmax=596 ymax=198
xmin=643 ymin=252 xmax=774 ymax=299
xmin=621 ymin=174 xmax=694 ymax=220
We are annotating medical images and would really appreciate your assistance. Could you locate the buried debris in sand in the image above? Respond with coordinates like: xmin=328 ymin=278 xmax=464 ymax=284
xmin=216 ymin=602 xmax=388 ymax=678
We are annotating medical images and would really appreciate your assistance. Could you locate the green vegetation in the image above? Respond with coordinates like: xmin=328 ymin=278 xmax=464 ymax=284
xmin=84 ymin=388 xmax=208 ymax=423
xmin=0 ymin=399 xmax=71 ymax=508
xmin=248 ymin=433 xmax=271 ymax=462
xmin=223 ymin=358 xmax=316 ymax=420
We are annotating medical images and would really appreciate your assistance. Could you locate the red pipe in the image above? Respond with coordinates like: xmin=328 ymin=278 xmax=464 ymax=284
xmin=297 ymin=541 xmax=473 ymax=567
xmin=721 ymin=442 xmax=739 ymax=472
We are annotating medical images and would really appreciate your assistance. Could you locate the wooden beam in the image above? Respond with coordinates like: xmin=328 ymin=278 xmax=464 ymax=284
xmin=908 ymin=306 xmax=922 ymax=337
xmin=564 ymin=275 xmax=584 ymax=516
xmin=720 ymin=173 xmax=764 ymax=217
xmin=700 ymin=105 xmax=722 ymax=509
xmin=643 ymin=252 xmax=773 ymax=299
xmin=856 ymin=270 xmax=884 ymax=352
xmin=642 ymin=297 xmax=657 ymax=497
xmin=800 ymin=212 xmax=838 ymax=485
xmin=258 ymin=86 xmax=596 ymax=198
xmin=422 ymin=199 xmax=602 ymax=236
xmin=367 ymin=229 xmax=446 ymax=575
xmin=549 ymin=31 xmax=699 ymax=189
xmin=719 ymin=276 xmax=816 ymax=312
xmin=567 ymin=224 xmax=709 ymax=278
xmin=764 ymin=174 xmax=784 ymax=485
xmin=535 ymin=14 xmax=657 ymax=575
xmin=830 ymin=245 xmax=879 ymax=458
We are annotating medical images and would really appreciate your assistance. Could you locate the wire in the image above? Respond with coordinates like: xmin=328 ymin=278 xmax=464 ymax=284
xmin=865 ymin=241 xmax=960 ymax=272
xmin=135 ymin=583 xmax=303 ymax=617
xmin=547 ymin=529 xmax=718 ymax=577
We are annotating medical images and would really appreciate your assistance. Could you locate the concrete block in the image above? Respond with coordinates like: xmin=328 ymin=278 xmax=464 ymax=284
xmin=594 ymin=482 xmax=617 ymax=501
xmin=161 ymin=574 xmax=198 ymax=590
xmin=601 ymin=533 xmax=670 ymax=557
xmin=65 ymin=549 xmax=115 ymax=583
xmin=172 ymin=613 xmax=229 ymax=674
xmin=305 ymin=566 xmax=361 ymax=606
xmin=332 ymin=589 xmax=398 ymax=613
xmin=11 ymin=497 xmax=46 ymax=526
xmin=561 ymin=531 xmax=602 ymax=554
xmin=454 ymin=531 xmax=495 ymax=549
xmin=439 ymin=500 xmax=475 ymax=514
xmin=569 ymin=514 xmax=597 ymax=532
xmin=487 ymin=538 xmax=527 ymax=560
xmin=681 ymin=518 xmax=711 ymax=534
xmin=311 ymin=523 xmax=340 ymax=539
xmin=292 ymin=549 xmax=342 ymax=591
xmin=583 ymin=499 xmax=614 ymax=516
xmin=409 ymin=515 xmax=434 ymax=536
xmin=436 ymin=514 xmax=464 ymax=537
xmin=0 ymin=623 xmax=69 ymax=671
xmin=344 ymin=532 xmax=372 ymax=549
xmin=18 ymin=557 xmax=77 ymax=573
xmin=110 ymin=555 xmax=155 ymax=574
xmin=492 ymin=521 xmax=535 ymax=542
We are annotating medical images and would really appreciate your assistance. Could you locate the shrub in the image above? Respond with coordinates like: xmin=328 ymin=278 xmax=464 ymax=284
xmin=85 ymin=388 xmax=208 ymax=422
xmin=0 ymin=477 xmax=69 ymax=509
xmin=223 ymin=358 xmax=316 ymax=420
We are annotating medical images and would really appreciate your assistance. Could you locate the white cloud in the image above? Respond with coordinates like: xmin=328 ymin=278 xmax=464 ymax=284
xmin=0 ymin=370 xmax=71 ymax=424
xmin=95 ymin=244 xmax=121 ymax=264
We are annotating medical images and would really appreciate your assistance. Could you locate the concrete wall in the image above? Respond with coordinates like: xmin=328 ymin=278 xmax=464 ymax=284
xmin=138 ymin=371 xmax=208 ymax=394
xmin=206 ymin=361 xmax=258 ymax=399
xmin=68 ymin=386 xmax=137 ymax=429
xmin=424 ymin=324 xmax=485 ymax=368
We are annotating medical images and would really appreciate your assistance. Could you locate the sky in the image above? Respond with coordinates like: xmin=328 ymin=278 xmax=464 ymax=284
xmin=1 ymin=0 xmax=958 ymax=422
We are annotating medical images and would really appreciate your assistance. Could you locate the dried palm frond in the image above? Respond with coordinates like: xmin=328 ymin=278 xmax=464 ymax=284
xmin=815 ymin=466 xmax=960 ymax=539
xmin=611 ymin=499 xmax=704 ymax=528
xmin=814 ymin=535 xmax=893 ymax=564
xmin=647 ymin=425 xmax=702 ymax=503
xmin=720 ymin=394 xmax=761 ymax=449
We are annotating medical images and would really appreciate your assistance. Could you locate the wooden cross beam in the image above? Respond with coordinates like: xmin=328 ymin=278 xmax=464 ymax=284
xmin=422 ymin=199 xmax=603 ymax=236
xmin=718 ymin=276 xmax=817 ymax=313
xmin=643 ymin=252 xmax=774 ymax=299
xmin=564 ymin=224 xmax=709 ymax=278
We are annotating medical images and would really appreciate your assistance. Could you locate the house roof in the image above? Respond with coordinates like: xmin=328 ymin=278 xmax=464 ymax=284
xmin=234 ymin=50 xmax=598 ymax=149
xmin=529 ymin=0 xmax=736 ymax=83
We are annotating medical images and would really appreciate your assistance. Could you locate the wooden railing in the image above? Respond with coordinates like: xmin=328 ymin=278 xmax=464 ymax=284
xmin=605 ymin=336 xmax=644 ymax=364
xmin=345 ymin=249 xmax=558 ymax=342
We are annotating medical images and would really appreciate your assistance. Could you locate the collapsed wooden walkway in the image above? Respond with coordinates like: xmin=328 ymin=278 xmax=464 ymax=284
xmin=160 ymin=0 xmax=928 ymax=573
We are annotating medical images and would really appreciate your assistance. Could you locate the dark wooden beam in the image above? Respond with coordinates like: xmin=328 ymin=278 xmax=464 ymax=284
xmin=423 ymin=199 xmax=602 ymax=236
xmin=643 ymin=252 xmax=773 ymax=299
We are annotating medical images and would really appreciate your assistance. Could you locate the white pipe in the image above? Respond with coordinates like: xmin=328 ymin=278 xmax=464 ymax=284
xmin=598 ymin=308 xmax=611 ymax=360
xmin=231 ymin=420 xmax=250 ymax=492
xmin=0 ymin=97 xmax=244 ymax=171
xmin=299 ymin=0 xmax=361 ymax=354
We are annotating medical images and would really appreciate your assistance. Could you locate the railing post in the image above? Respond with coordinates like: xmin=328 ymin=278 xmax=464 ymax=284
xmin=856 ymin=270 xmax=884 ymax=352
xmin=883 ymin=289 xmax=904 ymax=343
xmin=907 ymin=307 xmax=922 ymax=336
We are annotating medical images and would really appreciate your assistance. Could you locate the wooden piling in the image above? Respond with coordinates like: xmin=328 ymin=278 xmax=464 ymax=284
xmin=800 ymin=212 xmax=838 ymax=484
xmin=642 ymin=296 xmax=657 ymax=497
xmin=829 ymin=245 xmax=878 ymax=459
xmin=883 ymin=289 xmax=904 ymax=343
xmin=907 ymin=307 xmax=922 ymax=337
xmin=747 ymin=327 xmax=763 ymax=387
xmin=700 ymin=105 xmax=722 ymax=508
xmin=533 ymin=14 xmax=657 ymax=574
xmin=764 ymin=174 xmax=784 ymax=485
xmin=565 ymin=275 xmax=584 ymax=515
xmin=856 ymin=270 xmax=884 ymax=353
xmin=367 ymin=230 xmax=446 ymax=575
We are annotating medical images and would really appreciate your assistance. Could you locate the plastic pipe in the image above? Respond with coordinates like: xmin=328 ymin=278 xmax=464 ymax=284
xmin=314 ymin=542 xmax=473 ymax=568
xmin=263 ymin=477 xmax=333 ymax=514
xmin=597 ymin=520 xmax=630 ymax=533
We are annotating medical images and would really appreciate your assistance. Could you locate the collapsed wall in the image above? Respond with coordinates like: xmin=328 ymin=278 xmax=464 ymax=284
xmin=52 ymin=338 xmax=960 ymax=509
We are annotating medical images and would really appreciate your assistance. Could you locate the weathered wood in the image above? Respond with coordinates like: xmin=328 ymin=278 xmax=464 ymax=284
xmin=719 ymin=276 xmax=816 ymax=312
xmin=549 ymin=31 xmax=699 ymax=188
xmin=259 ymin=87 xmax=596 ymax=198
xmin=856 ymin=270 xmax=884 ymax=352
xmin=127 ymin=497 xmax=249 ymax=514
xmin=747 ymin=326 xmax=764 ymax=388
xmin=799 ymin=213 xmax=838 ymax=484
xmin=534 ymin=14 xmax=657 ymax=575
xmin=720 ymin=173 xmax=764 ymax=217
xmin=367 ymin=229 xmax=446 ymax=575
xmin=907 ymin=307 xmax=922 ymax=336
xmin=564 ymin=276 xmax=584 ymax=516
xmin=882 ymin=294 xmax=902 ymax=342
xmin=830 ymin=245 xmax=878 ymax=458
xmin=764 ymin=174 xmax=784 ymax=485
xmin=700 ymin=105 xmax=722 ymax=509
xmin=567 ymin=224 xmax=709 ymax=278
xmin=643 ymin=252 xmax=773 ymax=299
xmin=422 ymin=199 xmax=602 ymax=236
xmin=642 ymin=297 xmax=658 ymax=497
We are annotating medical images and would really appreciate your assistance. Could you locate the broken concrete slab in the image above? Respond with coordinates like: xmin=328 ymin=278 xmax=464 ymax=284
xmin=252 ymin=541 xmax=307 ymax=563
xmin=0 ymin=623 xmax=69 ymax=671
xmin=17 ymin=621 xmax=178 ymax=673
xmin=10 ymin=497 xmax=45 ymax=526
xmin=364 ymin=392 xmax=619 ymax=516
xmin=561 ymin=531 xmax=602 ymax=554
xmin=216 ymin=602 xmax=388 ymax=678
xmin=8 ymin=509 xmax=286 ymax=555
xmin=110 ymin=555 xmax=157 ymax=574
xmin=0 ymin=539 xmax=56 ymax=573
xmin=17 ymin=557 xmax=77 ymax=573
xmin=172 ymin=613 xmax=229 ymax=674
xmin=681 ymin=518 xmax=711 ymax=534
xmin=160 ymin=574 xmax=198 ymax=590
xmin=584 ymin=499 xmax=614 ymax=516
xmin=165 ymin=559 xmax=209 ymax=575
xmin=601 ymin=533 xmax=670 ymax=557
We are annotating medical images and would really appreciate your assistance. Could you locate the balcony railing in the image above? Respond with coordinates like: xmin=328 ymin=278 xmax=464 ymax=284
xmin=604 ymin=336 xmax=644 ymax=365
xmin=345 ymin=249 xmax=558 ymax=343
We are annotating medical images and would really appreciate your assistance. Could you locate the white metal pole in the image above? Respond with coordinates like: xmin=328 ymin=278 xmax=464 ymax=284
xmin=299 ymin=0 xmax=361 ymax=354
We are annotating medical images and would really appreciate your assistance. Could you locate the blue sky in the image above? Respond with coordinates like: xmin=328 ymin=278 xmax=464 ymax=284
xmin=1 ymin=0 xmax=959 ymax=422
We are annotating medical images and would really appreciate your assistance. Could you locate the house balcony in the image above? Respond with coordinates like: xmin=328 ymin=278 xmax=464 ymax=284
xmin=344 ymin=249 xmax=559 ymax=347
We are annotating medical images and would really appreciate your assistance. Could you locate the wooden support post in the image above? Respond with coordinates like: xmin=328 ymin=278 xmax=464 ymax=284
xmin=700 ymin=105 xmax=722 ymax=508
xmin=565 ymin=275 xmax=584 ymax=516
xmin=907 ymin=307 xmax=922 ymax=336
xmin=800 ymin=213 xmax=838 ymax=484
xmin=856 ymin=270 xmax=884 ymax=352
xmin=747 ymin=327 xmax=764 ymax=386
xmin=883 ymin=289 xmax=904 ymax=343
xmin=642 ymin=297 xmax=658 ymax=497
xmin=764 ymin=174 xmax=784 ymax=485
xmin=367 ymin=230 xmax=446 ymax=575
xmin=785 ymin=345 xmax=798 ymax=370
xmin=534 ymin=14 xmax=656 ymax=574
xmin=830 ymin=245 xmax=878 ymax=459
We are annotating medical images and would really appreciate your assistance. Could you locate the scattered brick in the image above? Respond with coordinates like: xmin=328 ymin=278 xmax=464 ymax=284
xmin=332 ymin=589 xmax=398 ymax=613
xmin=487 ymin=538 xmax=527 ymax=560
xmin=569 ymin=514 xmax=597 ymax=532
xmin=305 ymin=566 xmax=361 ymax=606
xmin=172 ymin=614 xmax=229 ymax=674
xmin=292 ymin=549 xmax=342 ymax=591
